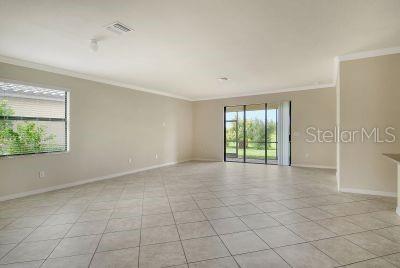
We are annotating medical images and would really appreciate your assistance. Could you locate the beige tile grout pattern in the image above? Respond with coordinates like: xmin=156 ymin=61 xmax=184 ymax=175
xmin=0 ymin=161 xmax=399 ymax=267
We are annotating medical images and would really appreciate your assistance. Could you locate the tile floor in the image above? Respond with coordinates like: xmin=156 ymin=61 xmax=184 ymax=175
xmin=0 ymin=161 xmax=399 ymax=267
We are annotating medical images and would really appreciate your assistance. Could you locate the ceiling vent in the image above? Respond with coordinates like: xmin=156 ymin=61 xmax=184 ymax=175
xmin=105 ymin=22 xmax=133 ymax=34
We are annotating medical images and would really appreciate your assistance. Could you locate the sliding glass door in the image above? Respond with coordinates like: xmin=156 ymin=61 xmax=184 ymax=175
xmin=224 ymin=102 xmax=291 ymax=165
xmin=266 ymin=103 xmax=278 ymax=165
xmin=225 ymin=106 xmax=244 ymax=162
xmin=245 ymin=104 xmax=265 ymax=163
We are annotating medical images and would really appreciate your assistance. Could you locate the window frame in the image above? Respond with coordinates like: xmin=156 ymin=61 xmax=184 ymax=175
xmin=0 ymin=78 xmax=70 ymax=158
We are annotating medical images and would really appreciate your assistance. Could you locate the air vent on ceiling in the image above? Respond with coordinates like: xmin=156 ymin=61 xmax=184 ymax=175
xmin=105 ymin=22 xmax=133 ymax=34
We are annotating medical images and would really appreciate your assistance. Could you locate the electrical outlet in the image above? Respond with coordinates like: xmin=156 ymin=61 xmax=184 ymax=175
xmin=162 ymin=122 xmax=166 ymax=127
xmin=128 ymin=158 xmax=132 ymax=164
xmin=155 ymin=154 xmax=158 ymax=159
xmin=305 ymin=153 xmax=310 ymax=158
xmin=38 ymin=171 xmax=45 ymax=178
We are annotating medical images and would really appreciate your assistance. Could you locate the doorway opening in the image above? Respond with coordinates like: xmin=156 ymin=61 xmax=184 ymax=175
xmin=224 ymin=101 xmax=291 ymax=165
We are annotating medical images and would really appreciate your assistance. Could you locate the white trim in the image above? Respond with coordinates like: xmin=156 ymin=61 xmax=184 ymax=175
xmin=340 ymin=187 xmax=396 ymax=198
xmin=0 ymin=161 xmax=187 ymax=202
xmin=291 ymin=164 xmax=336 ymax=170
xmin=0 ymin=55 xmax=192 ymax=101
xmin=396 ymin=207 xmax=400 ymax=216
xmin=337 ymin=46 xmax=400 ymax=62
xmin=194 ymin=83 xmax=336 ymax=101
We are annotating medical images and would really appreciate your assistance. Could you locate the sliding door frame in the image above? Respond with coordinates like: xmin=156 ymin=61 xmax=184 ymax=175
xmin=224 ymin=102 xmax=291 ymax=166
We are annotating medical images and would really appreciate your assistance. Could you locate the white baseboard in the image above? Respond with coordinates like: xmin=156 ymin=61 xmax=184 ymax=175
xmin=0 ymin=161 xmax=186 ymax=202
xmin=291 ymin=163 xmax=336 ymax=170
xmin=340 ymin=187 xmax=396 ymax=198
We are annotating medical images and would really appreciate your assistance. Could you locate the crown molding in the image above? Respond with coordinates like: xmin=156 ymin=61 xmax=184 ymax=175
xmin=2 ymin=46 xmax=399 ymax=102
xmin=192 ymin=83 xmax=336 ymax=101
xmin=337 ymin=46 xmax=400 ymax=62
xmin=0 ymin=55 xmax=193 ymax=101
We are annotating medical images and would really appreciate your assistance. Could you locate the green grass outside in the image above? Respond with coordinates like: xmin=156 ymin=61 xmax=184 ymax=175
xmin=226 ymin=145 xmax=277 ymax=160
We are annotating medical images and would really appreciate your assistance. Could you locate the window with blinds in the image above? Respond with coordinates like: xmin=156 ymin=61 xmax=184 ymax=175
xmin=0 ymin=80 xmax=69 ymax=156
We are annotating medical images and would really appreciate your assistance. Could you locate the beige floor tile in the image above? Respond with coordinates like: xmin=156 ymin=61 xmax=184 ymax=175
xmin=344 ymin=214 xmax=391 ymax=230
xmin=316 ymin=217 xmax=365 ymax=235
xmin=370 ymin=210 xmax=400 ymax=225
xmin=210 ymin=217 xmax=249 ymax=234
xmin=5 ymin=216 xmax=47 ymax=229
xmin=42 ymin=213 xmax=81 ymax=226
xmin=295 ymin=207 xmax=334 ymax=220
xmin=140 ymin=225 xmax=179 ymax=245
xmin=105 ymin=217 xmax=141 ymax=233
xmin=77 ymin=210 xmax=112 ymax=222
xmin=111 ymin=207 xmax=142 ymax=218
xmin=276 ymin=243 xmax=339 ymax=268
xmin=0 ymin=244 xmax=15 ymax=259
xmin=97 ymin=229 xmax=140 ymax=251
xmin=170 ymin=201 xmax=199 ymax=212
xmin=254 ymin=201 xmax=289 ymax=213
xmin=220 ymin=196 xmax=248 ymax=206
xmin=0 ymin=228 xmax=33 ymax=244
xmin=269 ymin=211 xmax=309 ymax=225
xmin=26 ymin=224 xmax=71 ymax=242
xmin=229 ymin=203 xmax=262 ymax=216
xmin=139 ymin=241 xmax=186 ymax=268
xmin=286 ymin=221 xmax=336 ymax=241
xmin=202 ymin=207 xmax=235 ymax=220
xmin=345 ymin=231 xmax=400 ymax=256
xmin=91 ymin=247 xmax=139 ymax=268
xmin=177 ymin=221 xmax=216 ymax=240
xmin=142 ymin=213 xmax=174 ymax=228
xmin=374 ymin=226 xmax=400 ymax=243
xmin=192 ymin=193 xmax=217 ymax=201
xmin=66 ymin=220 xmax=107 ymax=237
xmin=182 ymin=236 xmax=230 ymax=263
xmin=278 ymin=199 xmax=311 ymax=209
xmin=50 ymin=235 xmax=101 ymax=258
xmin=42 ymin=254 xmax=92 ymax=268
xmin=344 ymin=258 xmax=397 ymax=268
xmin=240 ymin=213 xmax=281 ymax=229
xmin=234 ymin=249 xmax=290 ymax=268
xmin=0 ymin=239 xmax=59 ymax=264
xmin=87 ymin=201 xmax=116 ymax=211
xmin=220 ymin=230 xmax=269 ymax=255
xmin=0 ymin=219 xmax=13 ymax=230
xmin=312 ymin=237 xmax=376 ymax=265
xmin=384 ymin=253 xmax=400 ymax=267
xmin=0 ymin=163 xmax=398 ymax=268
xmin=189 ymin=257 xmax=238 ymax=268
xmin=254 ymin=226 xmax=304 ymax=248
xmin=142 ymin=204 xmax=171 ymax=215
xmin=0 ymin=260 xmax=43 ymax=267
xmin=174 ymin=210 xmax=206 ymax=224
xmin=196 ymin=199 xmax=224 ymax=209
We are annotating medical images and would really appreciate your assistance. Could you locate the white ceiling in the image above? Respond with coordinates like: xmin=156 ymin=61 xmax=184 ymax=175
xmin=0 ymin=0 xmax=399 ymax=100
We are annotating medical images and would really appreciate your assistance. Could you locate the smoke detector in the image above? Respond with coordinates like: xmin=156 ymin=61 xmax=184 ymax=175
xmin=105 ymin=21 xmax=133 ymax=34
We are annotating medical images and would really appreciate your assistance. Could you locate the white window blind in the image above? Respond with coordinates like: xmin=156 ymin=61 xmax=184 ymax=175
xmin=0 ymin=81 xmax=69 ymax=156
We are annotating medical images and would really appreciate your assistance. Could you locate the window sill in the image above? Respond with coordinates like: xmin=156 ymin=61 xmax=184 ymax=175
xmin=0 ymin=150 xmax=70 ymax=160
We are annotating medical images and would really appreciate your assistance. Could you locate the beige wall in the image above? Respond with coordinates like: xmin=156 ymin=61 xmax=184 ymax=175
xmin=193 ymin=88 xmax=337 ymax=168
xmin=0 ymin=62 xmax=193 ymax=199
xmin=339 ymin=54 xmax=400 ymax=194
